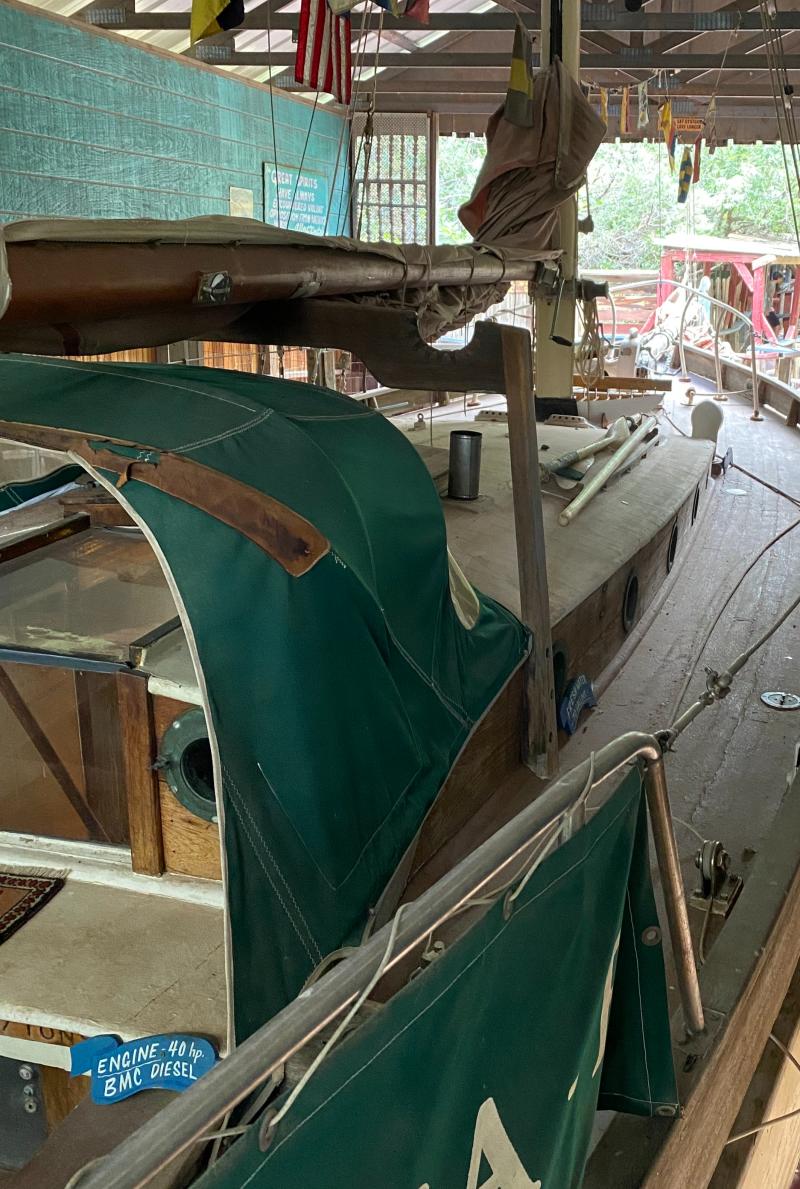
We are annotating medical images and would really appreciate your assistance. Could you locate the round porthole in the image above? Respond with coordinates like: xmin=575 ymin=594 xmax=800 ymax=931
xmin=622 ymin=572 xmax=639 ymax=634
xmin=552 ymin=641 xmax=569 ymax=703
xmin=666 ymin=521 xmax=679 ymax=573
xmin=158 ymin=708 xmax=217 ymax=822
xmin=691 ymin=484 xmax=700 ymax=524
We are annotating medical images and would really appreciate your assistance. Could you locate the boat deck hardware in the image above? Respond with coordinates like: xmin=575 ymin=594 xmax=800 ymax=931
xmin=549 ymin=279 xmax=575 ymax=349
xmin=761 ymin=691 xmax=800 ymax=710
xmin=690 ymin=839 xmax=743 ymax=919
xmin=0 ymin=1057 xmax=46 ymax=1169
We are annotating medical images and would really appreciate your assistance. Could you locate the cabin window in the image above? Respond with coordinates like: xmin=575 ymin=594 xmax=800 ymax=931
xmin=0 ymin=521 xmax=178 ymax=845
xmin=666 ymin=522 xmax=679 ymax=573
xmin=691 ymin=485 xmax=701 ymax=524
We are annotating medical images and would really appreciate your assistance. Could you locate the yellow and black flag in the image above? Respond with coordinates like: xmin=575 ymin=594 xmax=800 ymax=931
xmin=506 ymin=16 xmax=535 ymax=127
xmin=191 ymin=0 xmax=244 ymax=44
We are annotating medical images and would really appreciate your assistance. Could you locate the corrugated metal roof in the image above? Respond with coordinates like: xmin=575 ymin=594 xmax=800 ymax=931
xmin=657 ymin=233 xmax=800 ymax=260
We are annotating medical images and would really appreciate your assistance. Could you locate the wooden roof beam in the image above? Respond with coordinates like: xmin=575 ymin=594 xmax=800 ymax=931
xmin=79 ymin=8 xmax=800 ymax=34
xmin=225 ymin=51 xmax=800 ymax=69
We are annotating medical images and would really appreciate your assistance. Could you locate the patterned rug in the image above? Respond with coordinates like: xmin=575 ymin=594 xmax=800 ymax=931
xmin=0 ymin=872 xmax=64 ymax=944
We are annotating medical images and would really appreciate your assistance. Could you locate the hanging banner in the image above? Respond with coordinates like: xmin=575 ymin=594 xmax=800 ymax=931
xmin=637 ymin=81 xmax=650 ymax=129
xmin=693 ymin=136 xmax=702 ymax=184
xmin=194 ymin=771 xmax=677 ymax=1189
xmin=599 ymin=87 xmax=608 ymax=126
xmin=659 ymin=100 xmax=675 ymax=171
xmin=677 ymin=146 xmax=693 ymax=203
xmin=620 ymin=86 xmax=630 ymax=135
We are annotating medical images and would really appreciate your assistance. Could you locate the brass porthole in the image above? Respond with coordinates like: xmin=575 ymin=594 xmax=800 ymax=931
xmin=158 ymin=708 xmax=217 ymax=823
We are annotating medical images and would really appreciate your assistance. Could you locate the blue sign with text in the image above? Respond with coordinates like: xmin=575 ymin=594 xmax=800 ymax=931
xmin=557 ymin=675 xmax=597 ymax=735
xmin=70 ymin=1033 xmax=217 ymax=1104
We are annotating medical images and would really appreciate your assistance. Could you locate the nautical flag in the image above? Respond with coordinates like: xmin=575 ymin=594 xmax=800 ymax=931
xmin=506 ymin=17 xmax=535 ymax=127
xmin=692 ymin=136 xmax=702 ymax=183
xmin=637 ymin=81 xmax=649 ymax=129
xmin=706 ymin=96 xmax=718 ymax=156
xmin=295 ymin=0 xmax=352 ymax=105
xmin=190 ymin=0 xmax=243 ymax=44
xmin=659 ymin=100 xmax=675 ymax=171
xmin=677 ymin=146 xmax=692 ymax=203
xmin=620 ymin=86 xmax=630 ymax=135
xmin=403 ymin=0 xmax=430 ymax=25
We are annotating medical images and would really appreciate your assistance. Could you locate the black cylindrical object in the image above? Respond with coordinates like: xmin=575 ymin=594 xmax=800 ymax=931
xmin=448 ymin=429 xmax=482 ymax=500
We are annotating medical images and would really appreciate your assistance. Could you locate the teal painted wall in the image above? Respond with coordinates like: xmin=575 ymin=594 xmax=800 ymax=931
xmin=0 ymin=3 xmax=350 ymax=233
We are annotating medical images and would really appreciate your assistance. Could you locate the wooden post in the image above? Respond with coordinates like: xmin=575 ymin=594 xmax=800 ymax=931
xmin=500 ymin=325 xmax=558 ymax=778
xmin=427 ymin=111 xmax=439 ymax=248
xmin=117 ymin=672 xmax=165 ymax=876
xmin=753 ymin=261 xmax=774 ymax=343
xmin=787 ymin=267 xmax=800 ymax=340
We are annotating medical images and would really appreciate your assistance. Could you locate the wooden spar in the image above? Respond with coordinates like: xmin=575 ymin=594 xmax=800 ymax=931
xmin=500 ymin=326 xmax=559 ymax=777
xmin=532 ymin=0 xmax=580 ymax=408
xmin=1 ymin=239 xmax=545 ymax=327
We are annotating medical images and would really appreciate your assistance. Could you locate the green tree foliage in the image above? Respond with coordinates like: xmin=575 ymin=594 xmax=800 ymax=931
xmin=437 ymin=135 xmax=798 ymax=267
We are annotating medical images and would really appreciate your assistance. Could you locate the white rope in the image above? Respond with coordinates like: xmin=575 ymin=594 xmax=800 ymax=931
xmin=575 ymin=299 xmax=605 ymax=388
xmin=506 ymin=753 xmax=597 ymax=909
xmin=667 ymin=516 xmax=800 ymax=728
xmin=673 ymin=816 xmax=705 ymax=844
xmin=263 ymin=903 xmax=406 ymax=1140
xmin=63 ymin=1158 xmax=106 ymax=1189
xmin=725 ymin=1033 xmax=800 ymax=1144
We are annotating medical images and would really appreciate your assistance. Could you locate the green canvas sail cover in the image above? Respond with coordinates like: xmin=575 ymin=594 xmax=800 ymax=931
xmin=0 ymin=354 xmax=530 ymax=1039
xmin=193 ymin=769 xmax=678 ymax=1189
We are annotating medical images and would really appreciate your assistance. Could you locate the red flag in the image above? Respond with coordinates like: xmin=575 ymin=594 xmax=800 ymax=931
xmin=295 ymin=0 xmax=352 ymax=105
xmin=404 ymin=0 xmax=429 ymax=24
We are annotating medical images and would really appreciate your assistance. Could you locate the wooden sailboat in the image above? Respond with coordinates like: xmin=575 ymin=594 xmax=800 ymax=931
xmin=0 ymin=10 xmax=738 ymax=1187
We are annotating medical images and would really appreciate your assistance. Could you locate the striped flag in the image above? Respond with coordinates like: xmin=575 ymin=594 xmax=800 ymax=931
xmin=295 ymin=0 xmax=352 ymax=105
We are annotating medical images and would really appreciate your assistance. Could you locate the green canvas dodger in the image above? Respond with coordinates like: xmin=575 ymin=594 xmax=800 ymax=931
xmin=0 ymin=353 xmax=530 ymax=1039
